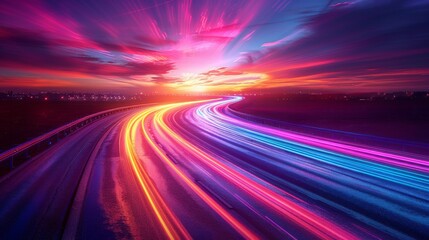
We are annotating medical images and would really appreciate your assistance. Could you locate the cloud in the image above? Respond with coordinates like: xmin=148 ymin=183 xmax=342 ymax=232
xmin=2 ymin=0 xmax=428 ymax=92
xmin=135 ymin=36 xmax=177 ymax=48
xmin=236 ymin=0 xmax=429 ymax=91
xmin=202 ymin=67 xmax=243 ymax=76
xmin=150 ymin=75 xmax=181 ymax=84
xmin=0 ymin=27 xmax=174 ymax=78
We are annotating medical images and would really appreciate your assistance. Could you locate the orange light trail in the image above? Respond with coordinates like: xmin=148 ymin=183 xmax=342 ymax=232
xmin=151 ymin=102 xmax=358 ymax=240
xmin=123 ymin=108 xmax=191 ymax=240
xmin=124 ymin=101 xmax=259 ymax=239
xmin=120 ymin=97 xmax=426 ymax=239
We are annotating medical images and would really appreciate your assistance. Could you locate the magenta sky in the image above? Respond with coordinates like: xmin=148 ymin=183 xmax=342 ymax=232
xmin=1 ymin=0 xmax=429 ymax=93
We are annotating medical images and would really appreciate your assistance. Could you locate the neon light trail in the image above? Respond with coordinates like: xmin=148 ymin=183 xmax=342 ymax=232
xmin=0 ymin=0 xmax=429 ymax=239
xmin=117 ymin=97 xmax=428 ymax=239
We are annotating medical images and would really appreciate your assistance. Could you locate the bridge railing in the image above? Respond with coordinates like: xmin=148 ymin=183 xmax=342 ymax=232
xmin=0 ymin=103 xmax=146 ymax=172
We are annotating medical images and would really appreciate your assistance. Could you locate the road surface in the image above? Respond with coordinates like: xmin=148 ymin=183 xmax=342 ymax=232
xmin=0 ymin=97 xmax=428 ymax=239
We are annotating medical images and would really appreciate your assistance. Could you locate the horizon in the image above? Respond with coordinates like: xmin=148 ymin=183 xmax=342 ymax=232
xmin=2 ymin=89 xmax=429 ymax=96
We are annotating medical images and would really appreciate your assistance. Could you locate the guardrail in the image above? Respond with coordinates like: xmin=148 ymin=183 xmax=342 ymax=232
xmin=0 ymin=103 xmax=146 ymax=173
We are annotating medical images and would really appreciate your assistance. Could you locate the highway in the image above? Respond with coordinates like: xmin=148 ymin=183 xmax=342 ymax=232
xmin=0 ymin=97 xmax=428 ymax=239
xmin=0 ymin=108 xmax=142 ymax=239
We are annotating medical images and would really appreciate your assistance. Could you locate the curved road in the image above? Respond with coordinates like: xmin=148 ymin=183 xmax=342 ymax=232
xmin=0 ymin=97 xmax=428 ymax=239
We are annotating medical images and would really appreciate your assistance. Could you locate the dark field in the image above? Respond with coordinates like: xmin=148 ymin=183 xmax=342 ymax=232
xmin=2 ymin=95 xmax=429 ymax=153
xmin=0 ymin=96 xmax=206 ymax=152
xmin=231 ymin=95 xmax=429 ymax=144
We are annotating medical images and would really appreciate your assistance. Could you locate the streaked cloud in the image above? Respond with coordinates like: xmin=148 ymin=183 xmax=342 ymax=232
xmin=1 ymin=0 xmax=427 ymax=92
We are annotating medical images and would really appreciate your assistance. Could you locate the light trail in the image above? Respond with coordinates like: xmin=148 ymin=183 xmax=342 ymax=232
xmin=124 ymin=101 xmax=259 ymax=239
xmin=123 ymin=107 xmax=191 ymax=240
xmin=121 ymin=97 xmax=429 ymax=239
xmin=152 ymin=104 xmax=358 ymax=240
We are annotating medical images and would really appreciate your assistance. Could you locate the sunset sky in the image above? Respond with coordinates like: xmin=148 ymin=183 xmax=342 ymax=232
xmin=1 ymin=0 xmax=429 ymax=93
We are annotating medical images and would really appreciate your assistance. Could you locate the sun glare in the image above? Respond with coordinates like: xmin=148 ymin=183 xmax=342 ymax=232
xmin=192 ymin=85 xmax=206 ymax=92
